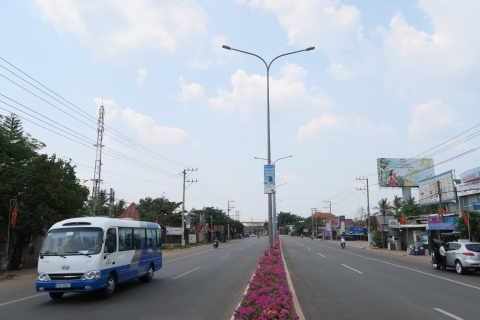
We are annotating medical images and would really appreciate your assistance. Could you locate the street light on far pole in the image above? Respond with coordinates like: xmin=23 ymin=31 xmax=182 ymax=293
xmin=224 ymin=44 xmax=314 ymax=256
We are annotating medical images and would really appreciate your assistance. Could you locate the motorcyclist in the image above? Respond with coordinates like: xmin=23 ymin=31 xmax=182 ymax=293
xmin=340 ymin=237 xmax=345 ymax=248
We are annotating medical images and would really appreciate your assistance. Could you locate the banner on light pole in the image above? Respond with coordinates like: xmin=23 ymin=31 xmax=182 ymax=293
xmin=264 ymin=164 xmax=275 ymax=194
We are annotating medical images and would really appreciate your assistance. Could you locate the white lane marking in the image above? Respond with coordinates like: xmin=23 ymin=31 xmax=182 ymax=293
xmin=307 ymin=247 xmax=312 ymax=250
xmin=280 ymin=239 xmax=305 ymax=320
xmin=318 ymin=253 xmax=325 ymax=257
xmin=164 ymin=242 xmax=241 ymax=264
xmin=220 ymin=254 xmax=230 ymax=259
xmin=312 ymin=242 xmax=480 ymax=291
xmin=342 ymin=264 xmax=363 ymax=274
xmin=434 ymin=308 xmax=464 ymax=320
xmin=173 ymin=267 xmax=200 ymax=280
xmin=239 ymin=248 xmax=244 ymax=250
xmin=0 ymin=294 xmax=45 ymax=308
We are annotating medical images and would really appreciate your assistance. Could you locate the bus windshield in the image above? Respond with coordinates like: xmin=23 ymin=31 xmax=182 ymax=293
xmin=41 ymin=227 xmax=104 ymax=256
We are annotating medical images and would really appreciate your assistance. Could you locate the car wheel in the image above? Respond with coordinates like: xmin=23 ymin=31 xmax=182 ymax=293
xmin=49 ymin=292 xmax=64 ymax=299
xmin=140 ymin=264 xmax=154 ymax=283
xmin=101 ymin=273 xmax=116 ymax=299
xmin=455 ymin=261 xmax=466 ymax=275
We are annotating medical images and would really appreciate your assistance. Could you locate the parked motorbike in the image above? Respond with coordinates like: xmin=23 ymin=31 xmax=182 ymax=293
xmin=213 ymin=239 xmax=218 ymax=249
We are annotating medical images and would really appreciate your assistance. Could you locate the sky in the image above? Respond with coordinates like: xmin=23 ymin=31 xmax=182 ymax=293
xmin=1 ymin=0 xmax=479 ymax=222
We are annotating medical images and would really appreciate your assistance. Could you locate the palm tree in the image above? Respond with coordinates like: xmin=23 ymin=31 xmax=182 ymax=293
xmin=392 ymin=195 xmax=403 ymax=218
xmin=402 ymin=196 xmax=417 ymax=206
xmin=373 ymin=198 xmax=393 ymax=217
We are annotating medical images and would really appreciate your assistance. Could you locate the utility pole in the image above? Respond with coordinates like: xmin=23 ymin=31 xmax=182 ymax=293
xmin=181 ymin=168 xmax=198 ymax=246
xmin=227 ymin=200 xmax=235 ymax=240
xmin=108 ymin=188 xmax=115 ymax=218
xmin=323 ymin=201 xmax=332 ymax=240
xmin=91 ymin=105 xmax=105 ymax=216
xmin=310 ymin=208 xmax=317 ymax=237
xmin=356 ymin=177 xmax=371 ymax=245
xmin=437 ymin=180 xmax=444 ymax=223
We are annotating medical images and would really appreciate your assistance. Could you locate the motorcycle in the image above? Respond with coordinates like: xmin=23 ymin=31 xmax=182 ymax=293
xmin=341 ymin=242 xmax=345 ymax=249
xmin=301 ymin=235 xmax=303 ymax=238
xmin=213 ymin=239 xmax=218 ymax=249
xmin=311 ymin=235 xmax=314 ymax=240
xmin=258 ymin=235 xmax=260 ymax=238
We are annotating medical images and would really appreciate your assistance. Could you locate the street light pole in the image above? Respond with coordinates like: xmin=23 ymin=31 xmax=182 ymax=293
xmin=323 ymin=200 xmax=332 ymax=240
xmin=356 ymin=177 xmax=371 ymax=245
xmin=225 ymin=44 xmax=314 ymax=255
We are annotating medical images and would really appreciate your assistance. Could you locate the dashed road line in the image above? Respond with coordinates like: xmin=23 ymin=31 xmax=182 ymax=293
xmin=342 ymin=264 xmax=363 ymax=274
xmin=173 ymin=267 xmax=200 ymax=279
xmin=220 ymin=254 xmax=230 ymax=259
xmin=317 ymin=253 xmax=325 ymax=257
xmin=434 ymin=308 xmax=463 ymax=320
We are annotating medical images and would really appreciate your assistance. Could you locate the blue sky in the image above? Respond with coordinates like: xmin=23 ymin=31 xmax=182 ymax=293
xmin=1 ymin=0 xmax=479 ymax=221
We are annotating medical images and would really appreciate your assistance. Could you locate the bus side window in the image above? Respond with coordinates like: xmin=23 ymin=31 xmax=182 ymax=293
xmin=119 ymin=228 xmax=133 ymax=251
xmin=134 ymin=229 xmax=146 ymax=249
xmin=146 ymin=229 xmax=156 ymax=247
xmin=105 ymin=228 xmax=117 ymax=253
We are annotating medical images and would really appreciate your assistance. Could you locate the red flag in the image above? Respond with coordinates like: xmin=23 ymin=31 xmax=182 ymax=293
xmin=463 ymin=213 xmax=471 ymax=230
xmin=214 ymin=225 xmax=217 ymax=232
xmin=399 ymin=214 xmax=406 ymax=225
xmin=356 ymin=224 xmax=359 ymax=230
xmin=234 ymin=228 xmax=236 ymax=232
xmin=198 ymin=225 xmax=201 ymax=232
xmin=376 ymin=220 xmax=381 ymax=229
xmin=364 ymin=221 xmax=367 ymax=228
xmin=207 ymin=225 xmax=211 ymax=231
xmin=438 ymin=205 xmax=446 ymax=215
xmin=154 ymin=218 xmax=158 ymax=224
xmin=10 ymin=202 xmax=18 ymax=227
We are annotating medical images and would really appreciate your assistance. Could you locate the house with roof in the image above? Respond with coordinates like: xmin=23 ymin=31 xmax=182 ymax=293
xmin=118 ymin=203 xmax=140 ymax=220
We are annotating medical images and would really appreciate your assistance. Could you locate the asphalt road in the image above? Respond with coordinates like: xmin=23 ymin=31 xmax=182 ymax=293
xmin=0 ymin=237 xmax=267 ymax=320
xmin=282 ymin=236 xmax=480 ymax=320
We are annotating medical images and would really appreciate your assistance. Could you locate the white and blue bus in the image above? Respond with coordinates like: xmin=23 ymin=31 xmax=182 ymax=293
xmin=32 ymin=217 xmax=162 ymax=299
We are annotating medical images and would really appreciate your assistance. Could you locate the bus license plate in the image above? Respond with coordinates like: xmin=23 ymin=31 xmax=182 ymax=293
xmin=55 ymin=283 xmax=71 ymax=288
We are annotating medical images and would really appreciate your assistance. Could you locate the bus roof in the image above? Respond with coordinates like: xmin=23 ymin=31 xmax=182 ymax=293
xmin=49 ymin=217 xmax=160 ymax=231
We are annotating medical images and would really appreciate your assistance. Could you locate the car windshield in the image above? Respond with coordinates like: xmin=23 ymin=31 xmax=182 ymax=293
xmin=41 ymin=227 xmax=104 ymax=256
xmin=465 ymin=244 xmax=480 ymax=252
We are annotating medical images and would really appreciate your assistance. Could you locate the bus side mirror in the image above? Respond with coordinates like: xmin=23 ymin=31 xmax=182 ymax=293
xmin=107 ymin=243 xmax=115 ymax=253
xmin=27 ymin=243 xmax=34 ymax=255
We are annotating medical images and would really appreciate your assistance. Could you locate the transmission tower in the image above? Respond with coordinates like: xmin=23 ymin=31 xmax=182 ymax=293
xmin=91 ymin=105 xmax=105 ymax=216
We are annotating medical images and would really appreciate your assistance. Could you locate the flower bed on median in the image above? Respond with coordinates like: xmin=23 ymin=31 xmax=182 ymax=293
xmin=233 ymin=237 xmax=298 ymax=320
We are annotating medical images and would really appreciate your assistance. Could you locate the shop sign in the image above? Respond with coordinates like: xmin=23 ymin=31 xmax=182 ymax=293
xmin=166 ymin=227 xmax=183 ymax=235
xmin=473 ymin=202 xmax=480 ymax=210
xmin=457 ymin=180 xmax=480 ymax=197
xmin=427 ymin=223 xmax=455 ymax=231
xmin=461 ymin=167 xmax=480 ymax=183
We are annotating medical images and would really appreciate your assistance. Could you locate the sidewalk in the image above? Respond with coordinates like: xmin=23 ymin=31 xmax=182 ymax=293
xmin=0 ymin=267 xmax=37 ymax=283
xmin=322 ymin=240 xmax=431 ymax=262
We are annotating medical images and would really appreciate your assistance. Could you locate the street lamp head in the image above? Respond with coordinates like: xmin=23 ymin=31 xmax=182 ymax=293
xmin=222 ymin=45 xmax=232 ymax=50
xmin=306 ymin=46 xmax=315 ymax=51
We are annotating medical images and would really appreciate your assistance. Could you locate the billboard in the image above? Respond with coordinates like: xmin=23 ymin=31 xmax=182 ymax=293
xmin=264 ymin=164 xmax=275 ymax=194
xmin=460 ymin=167 xmax=480 ymax=183
xmin=377 ymin=158 xmax=434 ymax=188
xmin=348 ymin=226 xmax=364 ymax=235
xmin=419 ymin=170 xmax=456 ymax=206
xmin=457 ymin=180 xmax=480 ymax=197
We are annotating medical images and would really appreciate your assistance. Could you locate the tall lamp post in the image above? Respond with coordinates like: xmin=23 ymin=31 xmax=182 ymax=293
xmin=323 ymin=200 xmax=332 ymax=240
xmin=225 ymin=44 xmax=314 ymax=255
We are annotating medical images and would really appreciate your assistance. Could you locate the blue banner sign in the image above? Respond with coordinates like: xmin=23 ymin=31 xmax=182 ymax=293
xmin=348 ymin=226 xmax=364 ymax=235
xmin=473 ymin=202 xmax=480 ymax=210
xmin=264 ymin=164 xmax=275 ymax=194
xmin=427 ymin=223 xmax=455 ymax=231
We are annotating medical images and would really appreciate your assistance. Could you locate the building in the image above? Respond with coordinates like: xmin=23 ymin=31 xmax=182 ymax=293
xmin=118 ymin=203 xmax=140 ymax=220
xmin=457 ymin=167 xmax=480 ymax=210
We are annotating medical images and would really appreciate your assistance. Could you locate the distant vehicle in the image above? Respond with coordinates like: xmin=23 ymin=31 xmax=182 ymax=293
xmin=344 ymin=236 xmax=357 ymax=241
xmin=244 ymin=232 xmax=250 ymax=238
xmin=432 ymin=240 xmax=480 ymax=275
xmin=30 ymin=217 xmax=162 ymax=299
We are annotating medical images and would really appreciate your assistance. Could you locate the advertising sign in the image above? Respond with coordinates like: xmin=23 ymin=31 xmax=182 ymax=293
xmin=166 ymin=227 xmax=183 ymax=235
xmin=377 ymin=158 xmax=434 ymax=188
xmin=474 ymin=202 xmax=480 ymax=210
xmin=419 ymin=170 xmax=456 ymax=206
xmin=457 ymin=180 xmax=480 ymax=197
xmin=264 ymin=164 xmax=275 ymax=194
xmin=339 ymin=216 xmax=346 ymax=237
xmin=348 ymin=226 xmax=364 ymax=235
xmin=461 ymin=167 xmax=480 ymax=183
xmin=188 ymin=234 xmax=197 ymax=244
xmin=388 ymin=220 xmax=399 ymax=228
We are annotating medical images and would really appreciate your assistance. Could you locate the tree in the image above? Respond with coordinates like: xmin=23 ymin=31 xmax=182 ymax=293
xmin=354 ymin=206 xmax=366 ymax=225
xmin=0 ymin=116 xmax=89 ymax=269
xmin=373 ymin=198 xmax=393 ymax=218
xmin=455 ymin=211 xmax=480 ymax=241
xmin=392 ymin=195 xmax=403 ymax=218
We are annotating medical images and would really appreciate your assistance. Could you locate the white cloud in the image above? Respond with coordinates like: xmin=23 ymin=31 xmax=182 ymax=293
xmin=284 ymin=173 xmax=299 ymax=182
xmin=408 ymin=100 xmax=459 ymax=140
xmin=326 ymin=63 xmax=354 ymax=80
xmin=136 ymin=68 xmax=147 ymax=86
xmin=295 ymin=113 xmax=394 ymax=143
xmin=174 ymin=64 xmax=331 ymax=118
xmin=32 ymin=0 xmax=209 ymax=57
xmin=94 ymin=97 xmax=190 ymax=145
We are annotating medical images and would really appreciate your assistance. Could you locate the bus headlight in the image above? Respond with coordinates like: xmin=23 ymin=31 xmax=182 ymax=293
xmin=37 ymin=272 xmax=51 ymax=282
xmin=81 ymin=270 xmax=101 ymax=280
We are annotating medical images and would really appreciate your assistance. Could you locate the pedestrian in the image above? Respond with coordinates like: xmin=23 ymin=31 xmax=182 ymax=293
xmin=439 ymin=243 xmax=446 ymax=271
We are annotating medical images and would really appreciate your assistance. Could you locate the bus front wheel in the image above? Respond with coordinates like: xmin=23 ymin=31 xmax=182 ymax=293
xmin=101 ymin=273 xmax=116 ymax=299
